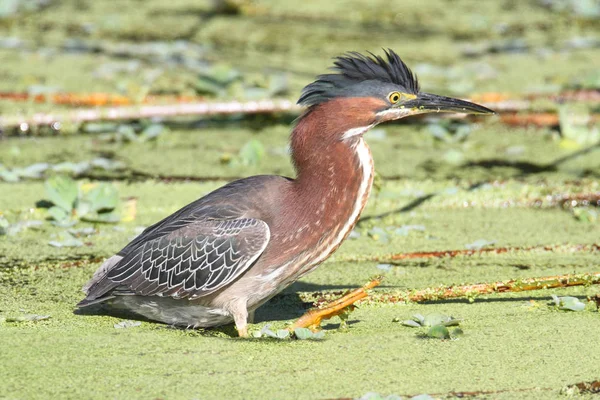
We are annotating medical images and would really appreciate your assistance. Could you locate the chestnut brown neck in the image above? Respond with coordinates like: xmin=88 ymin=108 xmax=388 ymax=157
xmin=266 ymin=99 xmax=377 ymax=264
xmin=290 ymin=98 xmax=381 ymax=185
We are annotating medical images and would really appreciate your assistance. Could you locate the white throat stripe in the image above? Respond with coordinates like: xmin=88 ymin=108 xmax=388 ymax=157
xmin=342 ymin=124 xmax=373 ymax=140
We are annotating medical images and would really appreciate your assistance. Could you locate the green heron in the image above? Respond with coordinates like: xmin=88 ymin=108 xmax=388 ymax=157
xmin=78 ymin=49 xmax=494 ymax=336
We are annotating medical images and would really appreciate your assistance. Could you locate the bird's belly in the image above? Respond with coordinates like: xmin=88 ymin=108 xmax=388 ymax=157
xmin=108 ymin=296 xmax=232 ymax=328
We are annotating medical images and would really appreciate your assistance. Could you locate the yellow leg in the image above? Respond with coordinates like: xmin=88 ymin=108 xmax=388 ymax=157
xmin=290 ymin=277 xmax=382 ymax=331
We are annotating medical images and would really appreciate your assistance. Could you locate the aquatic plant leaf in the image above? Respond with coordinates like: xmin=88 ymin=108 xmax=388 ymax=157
xmin=377 ymin=263 xmax=392 ymax=272
xmin=117 ymin=125 xmax=139 ymax=142
xmin=426 ymin=325 xmax=450 ymax=339
xmin=465 ymin=239 xmax=496 ymax=250
xmin=52 ymin=161 xmax=89 ymax=175
xmin=294 ymin=327 xmax=325 ymax=340
xmin=5 ymin=314 xmax=50 ymax=323
xmin=85 ymin=183 xmax=119 ymax=212
xmin=452 ymin=328 xmax=464 ymax=337
xmin=238 ymin=139 xmax=265 ymax=166
xmin=267 ymin=74 xmax=289 ymax=96
xmin=276 ymin=330 xmax=290 ymax=339
xmin=48 ymin=231 xmax=84 ymax=248
xmin=401 ymin=320 xmax=421 ymax=328
xmin=368 ymin=227 xmax=389 ymax=243
xmin=19 ymin=163 xmax=49 ymax=179
xmin=48 ymin=206 xmax=70 ymax=222
xmin=140 ymin=124 xmax=166 ymax=141
xmin=0 ymin=216 xmax=9 ymax=235
xmin=81 ymin=212 xmax=120 ymax=224
xmin=5 ymin=220 xmax=43 ymax=236
xmin=293 ymin=327 xmax=312 ymax=340
xmin=45 ymin=176 xmax=78 ymax=212
xmin=573 ymin=207 xmax=598 ymax=223
xmin=394 ymin=225 xmax=426 ymax=236
xmin=423 ymin=313 xmax=461 ymax=327
xmin=311 ymin=330 xmax=325 ymax=340
xmin=114 ymin=320 xmax=141 ymax=329
xmin=68 ymin=227 xmax=97 ymax=237
xmin=559 ymin=104 xmax=599 ymax=146
xmin=443 ymin=149 xmax=464 ymax=165
xmin=75 ymin=201 xmax=92 ymax=218
xmin=90 ymin=158 xmax=125 ymax=171
xmin=428 ymin=123 xmax=450 ymax=141
xmin=0 ymin=168 xmax=19 ymax=182
xmin=552 ymin=295 xmax=586 ymax=312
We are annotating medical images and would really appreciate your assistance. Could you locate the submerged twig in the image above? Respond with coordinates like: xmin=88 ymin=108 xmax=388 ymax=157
xmin=337 ymin=243 xmax=600 ymax=263
xmin=0 ymin=99 xmax=300 ymax=128
xmin=363 ymin=272 xmax=600 ymax=304
xmin=0 ymin=92 xmax=202 ymax=107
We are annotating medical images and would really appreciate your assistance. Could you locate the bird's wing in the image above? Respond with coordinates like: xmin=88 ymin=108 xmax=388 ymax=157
xmin=105 ymin=218 xmax=269 ymax=299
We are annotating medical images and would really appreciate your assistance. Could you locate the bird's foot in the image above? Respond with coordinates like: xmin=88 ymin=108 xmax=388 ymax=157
xmin=236 ymin=325 xmax=249 ymax=338
xmin=290 ymin=276 xmax=382 ymax=331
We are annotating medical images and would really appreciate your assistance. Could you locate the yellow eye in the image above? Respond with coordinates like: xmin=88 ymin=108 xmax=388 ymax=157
xmin=388 ymin=91 xmax=402 ymax=104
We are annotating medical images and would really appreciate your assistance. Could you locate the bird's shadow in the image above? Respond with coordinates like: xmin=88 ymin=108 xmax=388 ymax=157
xmin=73 ymin=281 xmax=365 ymax=335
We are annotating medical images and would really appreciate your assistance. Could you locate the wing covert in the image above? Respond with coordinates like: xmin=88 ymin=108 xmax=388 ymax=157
xmin=106 ymin=218 xmax=269 ymax=299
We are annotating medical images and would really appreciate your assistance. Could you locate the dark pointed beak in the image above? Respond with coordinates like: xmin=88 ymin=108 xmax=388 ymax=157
xmin=405 ymin=92 xmax=496 ymax=115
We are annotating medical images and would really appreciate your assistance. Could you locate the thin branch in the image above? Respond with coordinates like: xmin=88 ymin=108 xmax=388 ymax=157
xmin=363 ymin=272 xmax=600 ymax=304
xmin=336 ymin=243 xmax=600 ymax=263
xmin=0 ymin=99 xmax=300 ymax=128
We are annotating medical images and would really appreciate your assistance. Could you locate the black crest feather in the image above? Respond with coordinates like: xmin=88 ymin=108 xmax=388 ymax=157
xmin=298 ymin=49 xmax=420 ymax=107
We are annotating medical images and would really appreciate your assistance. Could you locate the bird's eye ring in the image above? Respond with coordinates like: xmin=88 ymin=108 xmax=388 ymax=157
xmin=388 ymin=91 xmax=402 ymax=104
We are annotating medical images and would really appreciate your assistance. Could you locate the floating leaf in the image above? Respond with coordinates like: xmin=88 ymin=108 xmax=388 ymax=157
xmin=368 ymin=227 xmax=389 ymax=243
xmin=68 ymin=227 xmax=97 ymax=237
xmin=400 ymin=319 xmax=422 ymax=328
xmin=394 ymin=225 xmax=426 ymax=236
xmin=377 ymin=263 xmax=392 ymax=272
xmin=275 ymin=329 xmax=290 ymax=339
xmin=48 ymin=231 xmax=84 ymax=247
xmin=0 ymin=168 xmax=19 ymax=182
xmin=452 ymin=328 xmax=464 ymax=337
xmin=0 ymin=216 xmax=9 ymax=235
xmin=90 ymin=158 xmax=125 ymax=171
xmin=81 ymin=212 xmax=120 ymax=224
xmin=423 ymin=313 xmax=461 ymax=327
xmin=140 ymin=124 xmax=166 ymax=141
xmin=311 ymin=330 xmax=325 ymax=340
xmin=85 ymin=183 xmax=119 ymax=212
xmin=45 ymin=175 xmax=78 ymax=212
xmin=114 ymin=320 xmax=142 ymax=329
xmin=52 ymin=161 xmax=89 ymax=175
xmin=238 ymin=139 xmax=265 ymax=166
xmin=48 ymin=205 xmax=70 ymax=222
xmin=18 ymin=163 xmax=49 ymax=179
xmin=551 ymin=295 xmax=586 ymax=312
xmin=573 ymin=207 xmax=598 ymax=223
xmin=5 ymin=314 xmax=50 ymax=323
xmin=2 ymin=219 xmax=44 ymax=236
xmin=465 ymin=239 xmax=496 ymax=250
xmin=400 ymin=313 xmax=461 ymax=328
xmin=293 ymin=327 xmax=313 ymax=340
xmin=426 ymin=325 xmax=450 ymax=339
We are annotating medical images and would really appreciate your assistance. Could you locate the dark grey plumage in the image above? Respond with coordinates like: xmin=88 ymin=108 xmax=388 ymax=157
xmin=298 ymin=49 xmax=420 ymax=107
xmin=78 ymin=176 xmax=274 ymax=307
xmin=105 ymin=219 xmax=267 ymax=298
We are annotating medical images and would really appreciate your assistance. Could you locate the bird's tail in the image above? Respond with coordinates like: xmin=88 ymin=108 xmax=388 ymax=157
xmin=77 ymin=255 xmax=122 ymax=307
